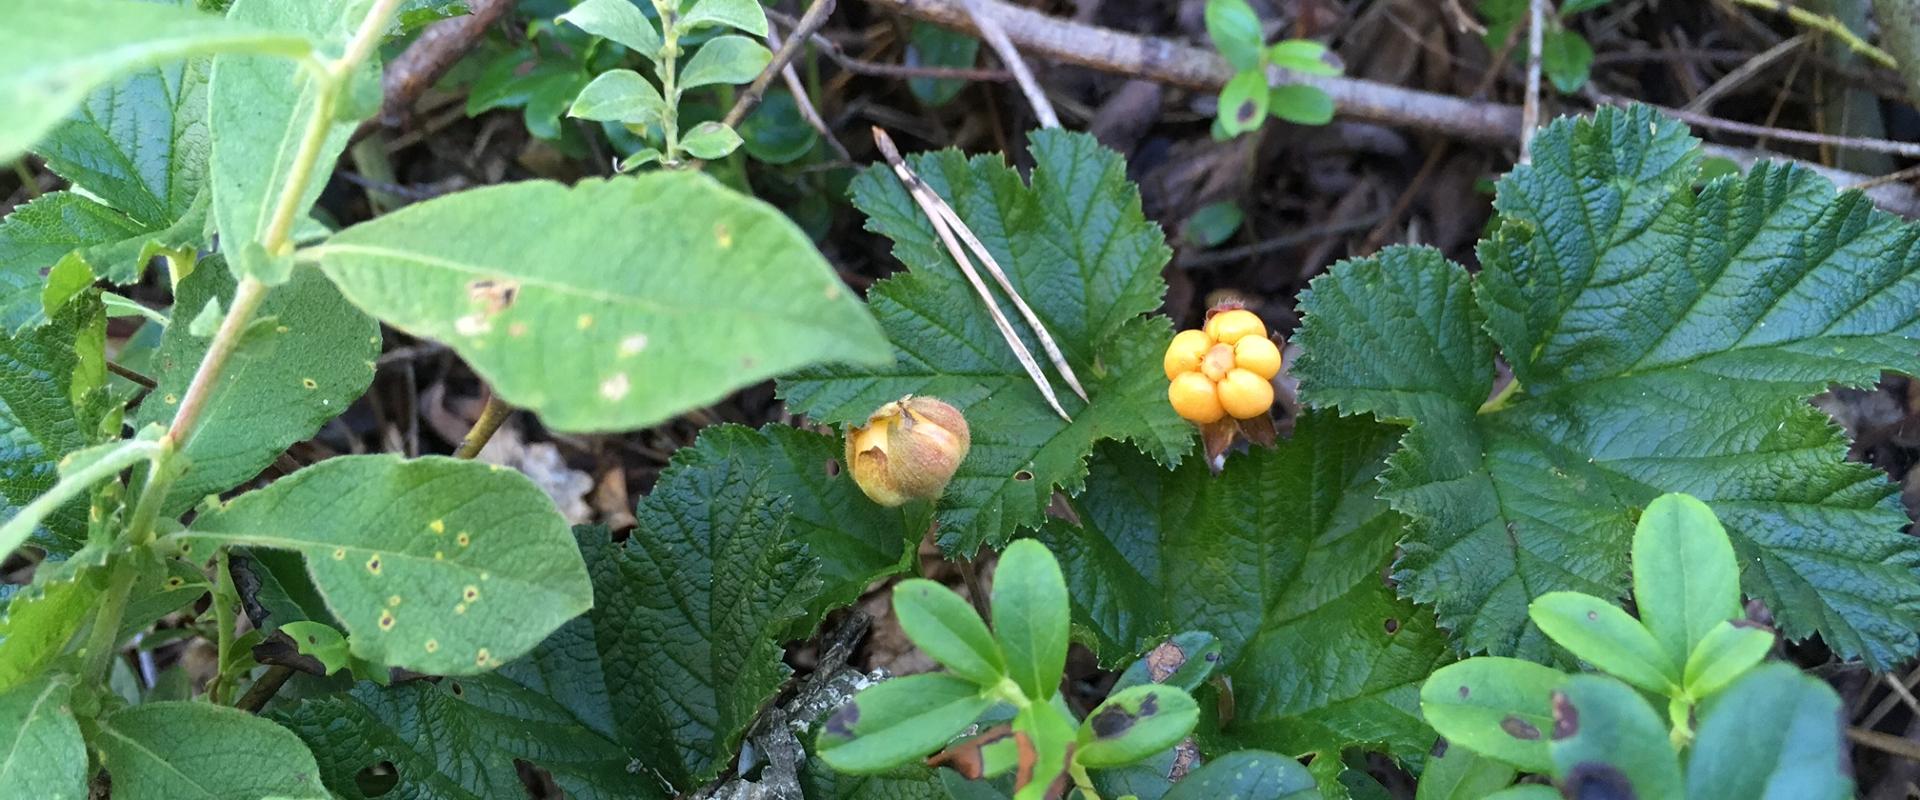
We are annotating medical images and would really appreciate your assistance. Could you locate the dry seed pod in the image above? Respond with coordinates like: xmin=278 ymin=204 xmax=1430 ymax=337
xmin=846 ymin=396 xmax=971 ymax=507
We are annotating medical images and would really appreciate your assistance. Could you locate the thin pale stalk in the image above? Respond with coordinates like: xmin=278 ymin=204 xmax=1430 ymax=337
xmin=927 ymin=200 xmax=1088 ymax=401
xmin=872 ymin=128 xmax=1070 ymax=421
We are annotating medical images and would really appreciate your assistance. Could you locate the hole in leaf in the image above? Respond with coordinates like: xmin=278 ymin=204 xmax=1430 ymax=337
xmin=353 ymin=761 xmax=398 ymax=797
xmin=1383 ymin=618 xmax=1399 ymax=634
xmin=824 ymin=459 xmax=841 ymax=477
xmin=1013 ymin=470 xmax=1034 ymax=482
xmin=450 ymin=681 xmax=464 ymax=697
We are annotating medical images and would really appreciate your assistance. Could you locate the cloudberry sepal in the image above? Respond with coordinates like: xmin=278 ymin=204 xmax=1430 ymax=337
xmin=846 ymin=396 xmax=971 ymax=506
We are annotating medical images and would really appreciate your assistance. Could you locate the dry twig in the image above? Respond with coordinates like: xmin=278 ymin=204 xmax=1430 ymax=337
xmin=723 ymin=0 xmax=837 ymax=129
xmin=354 ymin=0 xmax=513 ymax=141
xmin=871 ymin=127 xmax=1076 ymax=420
xmin=1520 ymin=0 xmax=1546 ymax=163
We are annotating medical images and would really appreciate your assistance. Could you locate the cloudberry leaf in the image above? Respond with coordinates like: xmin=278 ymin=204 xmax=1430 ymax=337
xmin=171 ymin=454 xmax=593 ymax=676
xmin=780 ymin=129 xmax=1189 ymax=556
xmin=275 ymin=670 xmax=658 ymax=800
xmin=315 ymin=174 xmax=890 ymax=433
xmin=134 ymin=254 xmax=378 ymax=515
xmin=1294 ymin=105 xmax=1920 ymax=666
xmin=1038 ymin=413 xmax=1450 ymax=774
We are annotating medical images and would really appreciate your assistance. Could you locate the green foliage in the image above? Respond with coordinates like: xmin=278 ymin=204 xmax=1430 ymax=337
xmin=0 ymin=675 xmax=87 ymax=800
xmin=1296 ymin=105 xmax=1920 ymax=666
xmin=782 ymin=129 xmax=1190 ymax=555
xmin=0 ymin=0 xmax=312 ymax=163
xmin=1160 ymin=751 xmax=1317 ymax=799
xmin=1421 ymin=493 xmax=1852 ymax=798
xmin=94 ymin=701 xmax=328 ymax=799
xmin=0 ymin=296 xmax=109 ymax=556
xmin=133 ymin=255 xmax=378 ymax=514
xmin=1040 ymin=413 xmax=1450 ymax=773
xmin=1480 ymin=0 xmax=1607 ymax=92
xmin=177 ymin=455 xmax=593 ymax=675
xmin=313 ymin=174 xmax=889 ymax=433
xmin=907 ymin=23 xmax=981 ymax=107
xmin=1203 ymin=0 xmax=1339 ymax=135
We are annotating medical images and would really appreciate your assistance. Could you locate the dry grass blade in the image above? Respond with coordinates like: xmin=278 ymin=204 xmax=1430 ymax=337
xmin=871 ymin=127 xmax=1072 ymax=421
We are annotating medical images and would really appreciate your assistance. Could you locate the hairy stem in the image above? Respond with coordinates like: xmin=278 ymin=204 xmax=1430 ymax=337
xmin=208 ymin=549 xmax=239 ymax=705
xmin=454 ymin=392 xmax=514 ymax=459
xmin=653 ymin=0 xmax=683 ymax=163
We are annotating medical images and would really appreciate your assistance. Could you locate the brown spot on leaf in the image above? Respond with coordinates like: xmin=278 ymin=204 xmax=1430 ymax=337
xmin=925 ymin=725 xmax=1011 ymax=779
xmin=1145 ymin=639 xmax=1188 ymax=682
xmin=1552 ymin=690 xmax=1580 ymax=739
xmin=1091 ymin=705 xmax=1137 ymax=739
xmin=1139 ymin=692 xmax=1159 ymax=716
xmin=1587 ymin=610 xmax=1598 ymax=621
xmin=1564 ymin=762 xmax=1637 ymax=800
xmin=1431 ymin=738 xmax=1449 ymax=758
xmin=1237 ymin=101 xmax=1258 ymax=124
xmin=1457 ymin=684 xmax=1470 ymax=699
xmin=467 ymin=279 xmax=520 ymax=313
xmin=1500 ymin=715 xmax=1541 ymax=740
xmin=825 ymin=703 xmax=859 ymax=739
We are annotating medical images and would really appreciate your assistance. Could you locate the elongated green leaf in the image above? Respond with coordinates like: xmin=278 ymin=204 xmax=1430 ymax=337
xmin=679 ymin=36 xmax=772 ymax=90
xmin=682 ymin=0 xmax=769 ymax=36
xmin=818 ymin=673 xmax=993 ymax=774
xmin=1218 ymin=72 xmax=1268 ymax=136
xmin=1682 ymin=620 xmax=1774 ymax=698
xmin=559 ymin=0 xmax=663 ymax=61
xmin=893 ymin=579 xmax=1004 ymax=686
xmin=1296 ymin=108 xmax=1920 ymax=665
xmin=1527 ymin=592 xmax=1676 ymax=693
xmin=1419 ymin=658 xmax=1566 ymax=773
xmin=275 ymin=672 xmax=656 ymax=800
xmin=316 ymin=174 xmax=888 ymax=433
xmin=801 ymin=756 xmax=951 ymax=799
xmin=0 ymin=0 xmax=311 ymax=162
xmin=782 ymin=129 xmax=1188 ymax=556
xmin=1013 ymin=700 xmax=1075 ymax=800
xmin=97 ymin=702 xmax=326 ymax=799
xmin=993 ymin=538 xmax=1068 ymax=701
xmin=1075 ymin=684 xmax=1199 ymax=768
xmin=133 ymin=255 xmax=378 ymax=514
xmin=174 ymin=454 xmax=592 ymax=675
xmin=1634 ymin=493 xmax=1742 ymax=667
xmin=1040 ymin=413 xmax=1449 ymax=769
xmin=1203 ymin=0 xmax=1264 ymax=72
xmin=0 ymin=295 xmax=109 ymax=556
xmin=210 ymin=0 xmax=366 ymax=284
xmin=0 ymin=675 xmax=86 ymax=800
xmin=1547 ymin=675 xmax=1681 ymax=799
xmin=1687 ymin=664 xmax=1852 ymax=800
xmin=1162 ymin=750 xmax=1317 ymax=799
xmin=906 ymin=23 xmax=980 ymax=107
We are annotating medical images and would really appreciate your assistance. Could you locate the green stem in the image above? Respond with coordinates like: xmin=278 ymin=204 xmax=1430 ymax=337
xmin=0 ymin=439 xmax=163 ymax=558
xmin=81 ymin=558 xmax=140 ymax=682
xmin=208 ymin=549 xmax=239 ymax=704
xmin=653 ymin=0 xmax=683 ymax=163
xmin=1068 ymin=761 xmax=1101 ymax=800
xmin=1727 ymin=0 xmax=1896 ymax=68
xmin=11 ymin=159 xmax=41 ymax=199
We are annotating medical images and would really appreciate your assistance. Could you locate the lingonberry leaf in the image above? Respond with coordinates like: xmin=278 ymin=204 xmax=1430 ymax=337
xmin=0 ymin=0 xmax=312 ymax=164
xmin=1686 ymin=663 xmax=1853 ymax=800
xmin=0 ymin=675 xmax=87 ymax=800
xmin=1632 ymin=493 xmax=1742 ymax=668
xmin=1160 ymin=750 xmax=1318 ymax=799
xmin=1546 ymin=675 xmax=1681 ymax=799
xmin=133 ymin=255 xmax=378 ymax=515
xmin=95 ymin=701 xmax=328 ymax=800
xmin=780 ymin=129 xmax=1189 ymax=556
xmin=275 ymin=672 xmax=658 ymax=800
xmin=313 ymin=174 xmax=890 ymax=433
xmin=172 ymin=454 xmax=594 ymax=676
xmin=1294 ymin=105 xmax=1920 ymax=666
xmin=1037 ymin=413 xmax=1450 ymax=772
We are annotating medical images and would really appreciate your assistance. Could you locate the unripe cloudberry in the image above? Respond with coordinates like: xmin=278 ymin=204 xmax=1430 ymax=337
xmin=845 ymin=396 xmax=971 ymax=507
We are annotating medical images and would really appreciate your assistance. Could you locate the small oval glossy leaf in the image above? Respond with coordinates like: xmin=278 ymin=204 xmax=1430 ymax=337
xmin=681 ymin=121 xmax=744 ymax=160
xmin=679 ymin=36 xmax=772 ymax=90
xmin=1417 ymin=741 xmax=1518 ymax=800
xmin=1683 ymin=619 xmax=1774 ymax=699
xmin=174 ymin=455 xmax=592 ymax=675
xmin=1528 ymin=591 xmax=1677 ymax=694
xmin=1633 ymin=493 xmax=1742 ymax=667
xmin=892 ymin=578 xmax=1005 ymax=686
xmin=314 ymin=174 xmax=889 ymax=432
xmin=681 ymin=0 xmax=769 ymax=36
xmin=569 ymin=69 xmax=666 ymax=125
xmin=1163 ymin=750 xmax=1317 ymax=799
xmin=1687 ymin=663 xmax=1852 ymax=800
xmin=1074 ymin=684 xmax=1199 ymax=768
xmin=817 ymin=673 xmax=992 ymax=773
xmin=1203 ymin=0 xmax=1265 ymax=72
xmin=1419 ymin=657 xmax=1566 ymax=773
xmin=1547 ymin=675 xmax=1683 ymax=800
xmin=558 ymin=0 xmax=662 ymax=61
xmin=1217 ymin=71 xmax=1268 ymax=137
xmin=1269 ymin=84 xmax=1334 ymax=125
xmin=992 ymin=539 xmax=1070 ymax=701
xmin=1268 ymin=39 xmax=1340 ymax=76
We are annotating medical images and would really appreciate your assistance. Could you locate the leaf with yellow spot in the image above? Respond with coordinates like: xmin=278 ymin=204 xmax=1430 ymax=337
xmin=171 ymin=454 xmax=592 ymax=675
xmin=311 ymin=172 xmax=891 ymax=433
